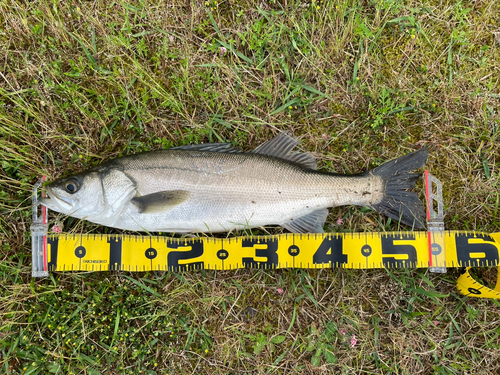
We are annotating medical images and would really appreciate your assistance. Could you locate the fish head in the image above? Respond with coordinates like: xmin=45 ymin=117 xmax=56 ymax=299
xmin=40 ymin=168 xmax=136 ymax=223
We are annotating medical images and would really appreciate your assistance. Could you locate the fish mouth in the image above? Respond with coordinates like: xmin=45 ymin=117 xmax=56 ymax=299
xmin=39 ymin=186 xmax=73 ymax=212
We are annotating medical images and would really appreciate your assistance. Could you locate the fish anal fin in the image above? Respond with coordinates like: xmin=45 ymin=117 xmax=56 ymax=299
xmin=252 ymin=132 xmax=317 ymax=170
xmin=281 ymin=208 xmax=328 ymax=233
xmin=131 ymin=190 xmax=190 ymax=214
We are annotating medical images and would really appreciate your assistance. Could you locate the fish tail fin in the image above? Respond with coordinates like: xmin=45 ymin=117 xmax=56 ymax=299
xmin=369 ymin=147 xmax=429 ymax=228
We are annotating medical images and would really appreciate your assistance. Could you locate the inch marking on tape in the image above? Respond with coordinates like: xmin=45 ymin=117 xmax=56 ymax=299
xmin=45 ymin=231 xmax=500 ymax=272
xmin=32 ymin=174 xmax=500 ymax=299
xmin=43 ymin=231 xmax=500 ymax=299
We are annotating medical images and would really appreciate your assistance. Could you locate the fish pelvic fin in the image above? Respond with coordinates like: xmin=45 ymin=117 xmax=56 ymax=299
xmin=368 ymin=147 xmax=429 ymax=228
xmin=281 ymin=208 xmax=329 ymax=233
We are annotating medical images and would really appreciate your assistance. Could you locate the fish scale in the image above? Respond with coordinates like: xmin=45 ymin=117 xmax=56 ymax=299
xmin=33 ymin=173 xmax=500 ymax=299
xmin=111 ymin=151 xmax=374 ymax=232
xmin=41 ymin=133 xmax=428 ymax=233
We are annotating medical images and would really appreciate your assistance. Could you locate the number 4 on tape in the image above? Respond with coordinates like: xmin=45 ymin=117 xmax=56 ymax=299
xmin=31 ymin=175 xmax=500 ymax=299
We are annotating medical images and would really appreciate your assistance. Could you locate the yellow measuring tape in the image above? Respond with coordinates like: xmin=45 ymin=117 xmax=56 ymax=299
xmin=32 ymin=172 xmax=500 ymax=299
xmin=44 ymin=231 xmax=500 ymax=299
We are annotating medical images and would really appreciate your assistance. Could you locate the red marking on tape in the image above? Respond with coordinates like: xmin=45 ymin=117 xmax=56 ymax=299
xmin=42 ymin=175 xmax=47 ymax=272
xmin=425 ymin=170 xmax=431 ymax=221
xmin=424 ymin=171 xmax=432 ymax=266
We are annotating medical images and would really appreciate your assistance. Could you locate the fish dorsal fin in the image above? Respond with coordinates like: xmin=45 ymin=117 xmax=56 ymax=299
xmin=252 ymin=132 xmax=317 ymax=170
xmin=253 ymin=132 xmax=299 ymax=156
xmin=287 ymin=153 xmax=317 ymax=170
xmin=171 ymin=143 xmax=242 ymax=153
xmin=281 ymin=209 xmax=329 ymax=233
xmin=131 ymin=190 xmax=190 ymax=214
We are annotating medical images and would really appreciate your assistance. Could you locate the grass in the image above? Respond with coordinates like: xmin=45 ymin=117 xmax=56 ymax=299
xmin=1 ymin=0 xmax=500 ymax=373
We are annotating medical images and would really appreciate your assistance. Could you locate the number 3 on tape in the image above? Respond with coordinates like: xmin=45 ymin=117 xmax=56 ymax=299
xmin=31 ymin=174 xmax=500 ymax=299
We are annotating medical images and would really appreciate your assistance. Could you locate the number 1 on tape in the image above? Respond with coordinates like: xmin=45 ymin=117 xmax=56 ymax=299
xmin=31 ymin=173 xmax=500 ymax=299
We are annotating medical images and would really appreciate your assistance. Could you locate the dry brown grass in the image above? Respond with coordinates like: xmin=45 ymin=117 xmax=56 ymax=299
xmin=1 ymin=0 xmax=500 ymax=374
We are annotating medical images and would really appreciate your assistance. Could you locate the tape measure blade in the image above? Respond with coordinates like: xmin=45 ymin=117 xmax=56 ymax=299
xmin=46 ymin=230 xmax=500 ymax=272
xmin=457 ymin=267 xmax=500 ymax=299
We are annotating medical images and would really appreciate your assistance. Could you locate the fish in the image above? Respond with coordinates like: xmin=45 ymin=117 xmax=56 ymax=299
xmin=40 ymin=133 xmax=429 ymax=233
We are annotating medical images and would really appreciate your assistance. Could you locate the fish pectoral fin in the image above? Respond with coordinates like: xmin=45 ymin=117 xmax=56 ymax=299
xmin=281 ymin=209 xmax=329 ymax=233
xmin=131 ymin=190 xmax=190 ymax=214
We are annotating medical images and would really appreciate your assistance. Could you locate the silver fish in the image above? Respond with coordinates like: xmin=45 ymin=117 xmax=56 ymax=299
xmin=40 ymin=133 xmax=428 ymax=233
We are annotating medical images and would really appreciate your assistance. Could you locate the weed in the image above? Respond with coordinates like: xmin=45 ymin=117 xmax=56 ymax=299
xmin=1 ymin=0 xmax=500 ymax=373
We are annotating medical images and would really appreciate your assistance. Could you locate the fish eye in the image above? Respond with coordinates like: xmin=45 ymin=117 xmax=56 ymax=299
xmin=64 ymin=178 xmax=80 ymax=194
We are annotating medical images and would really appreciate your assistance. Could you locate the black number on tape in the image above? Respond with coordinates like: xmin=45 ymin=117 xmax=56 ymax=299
xmin=467 ymin=287 xmax=481 ymax=295
xmin=47 ymin=237 xmax=59 ymax=271
xmin=217 ymin=250 xmax=229 ymax=260
xmin=381 ymin=234 xmax=417 ymax=268
xmin=431 ymin=243 xmax=442 ymax=255
xmin=288 ymin=245 xmax=300 ymax=257
xmin=242 ymin=238 xmax=278 ymax=269
xmin=361 ymin=244 xmax=372 ymax=257
xmin=167 ymin=240 xmax=204 ymax=271
xmin=75 ymin=246 xmax=86 ymax=259
xmin=145 ymin=248 xmax=157 ymax=260
xmin=456 ymin=233 xmax=499 ymax=267
xmin=108 ymin=236 xmax=122 ymax=271
xmin=313 ymin=236 xmax=346 ymax=267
